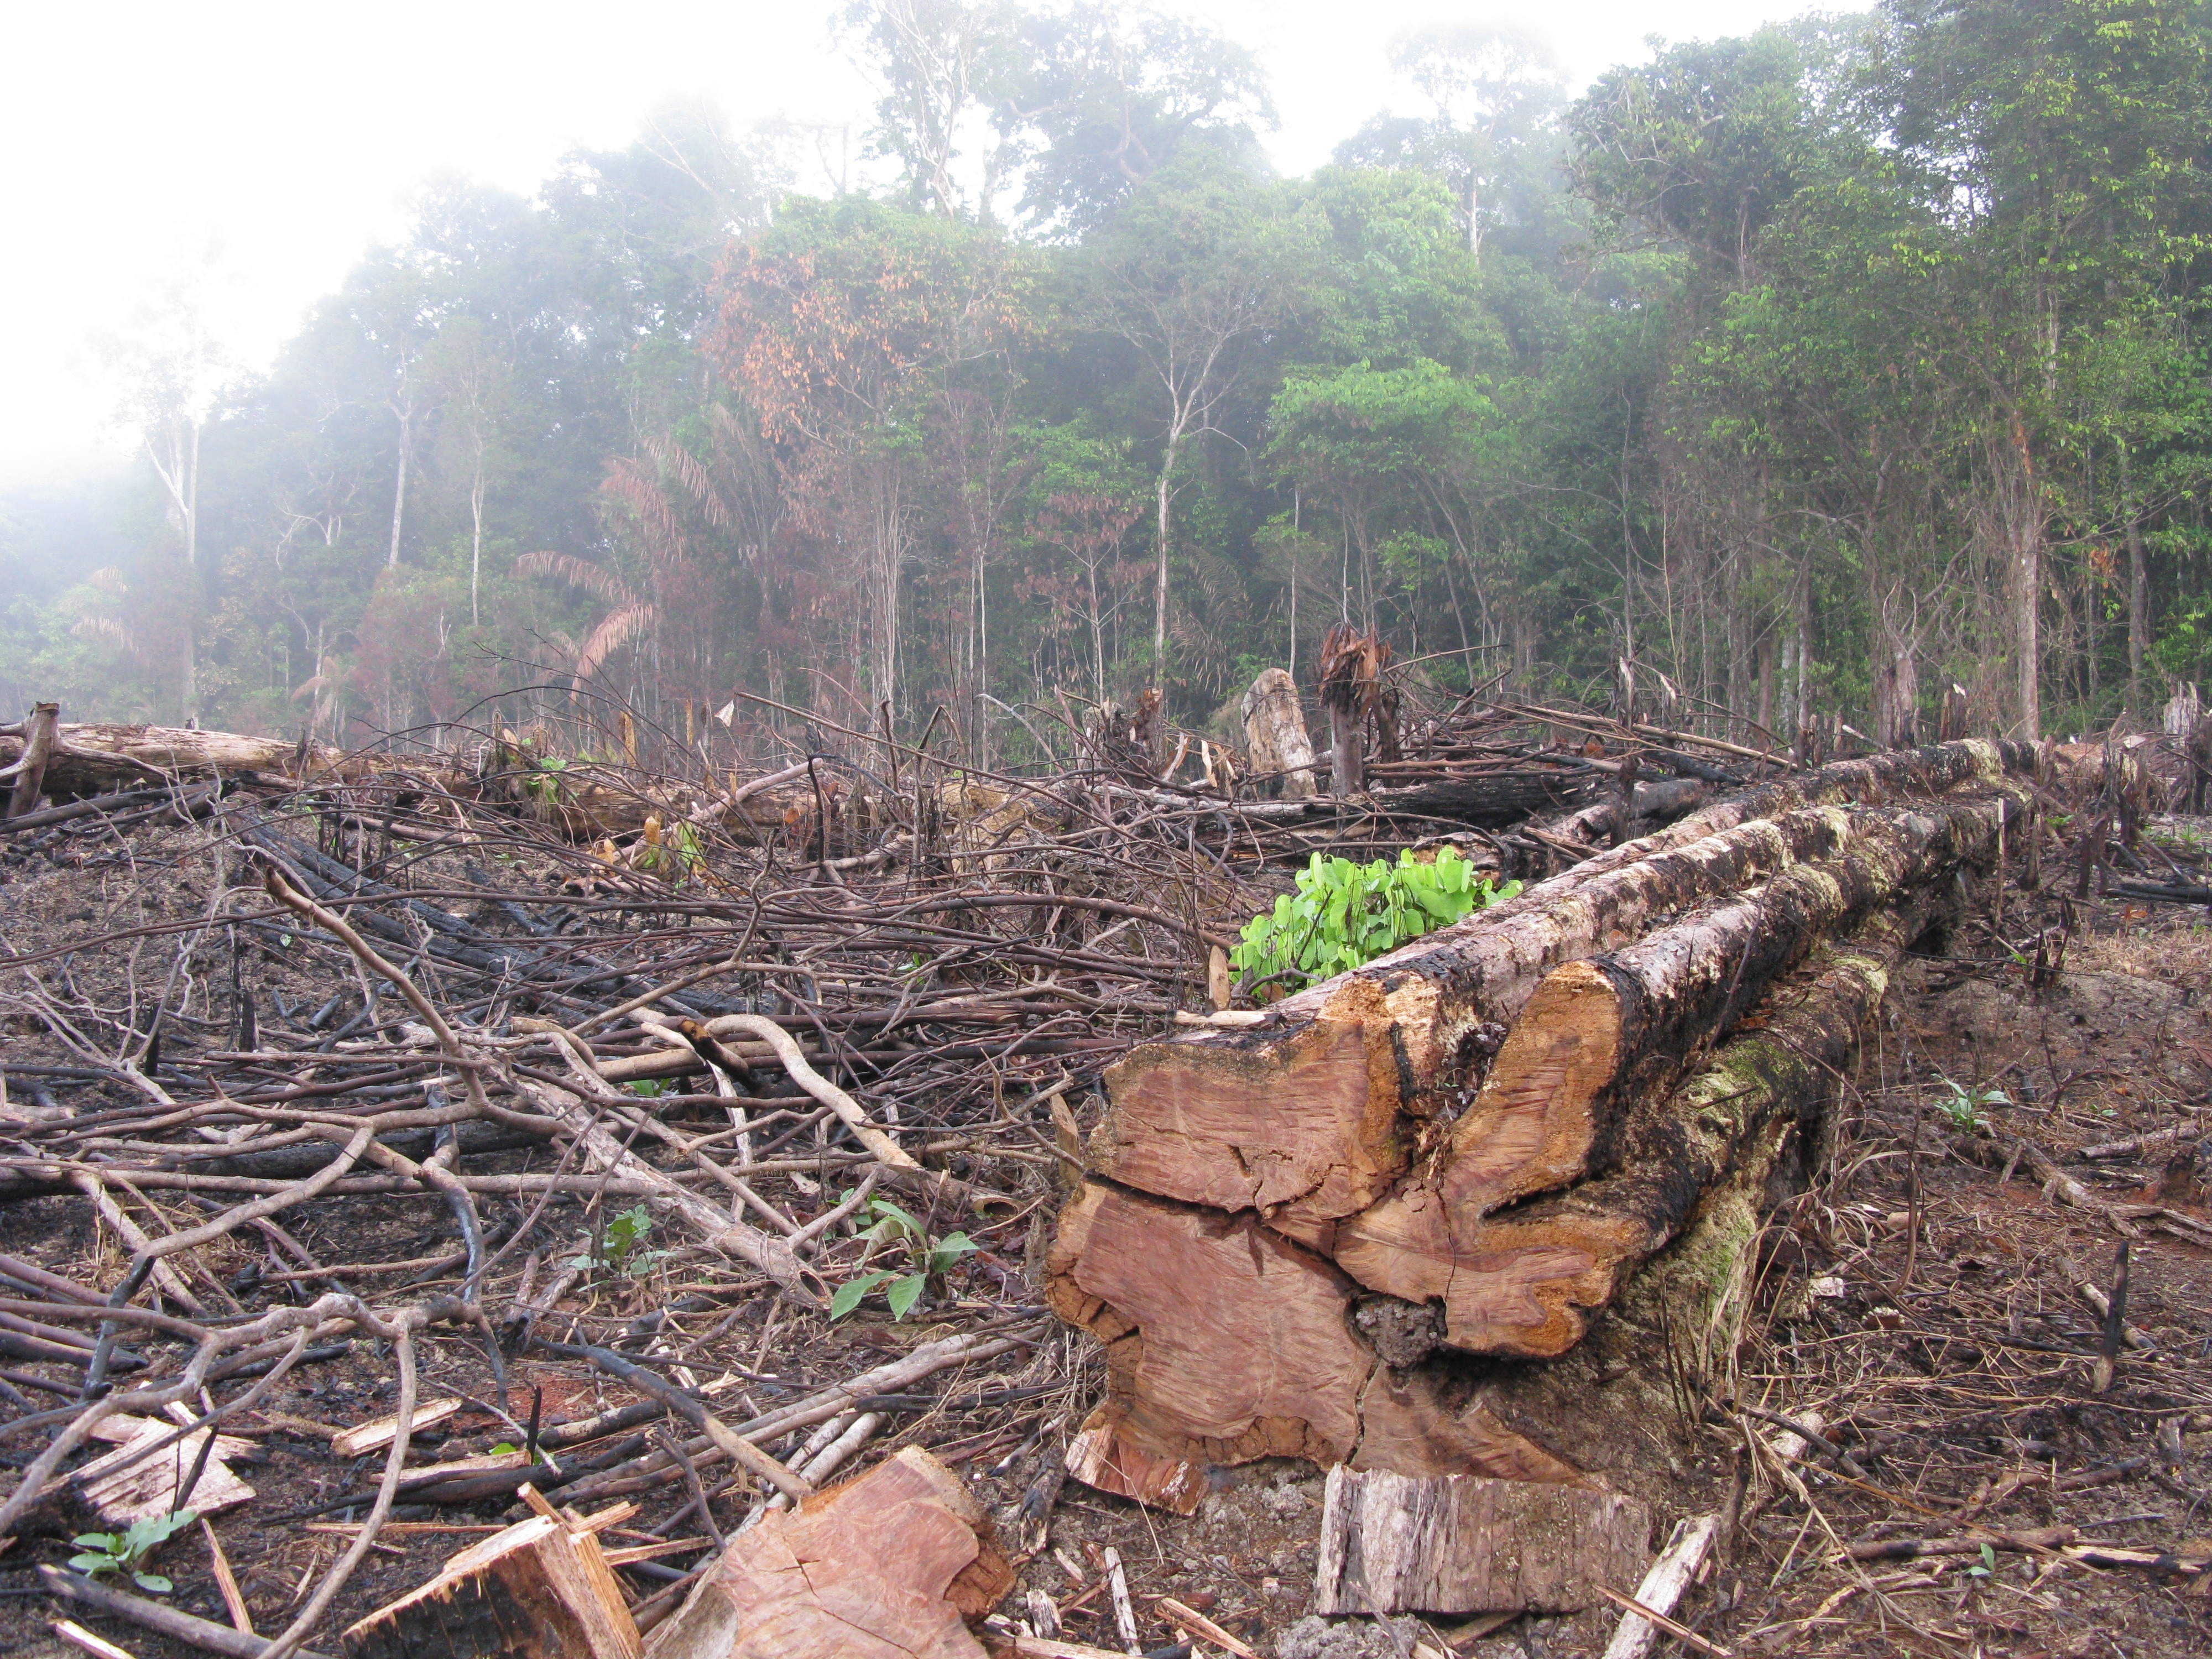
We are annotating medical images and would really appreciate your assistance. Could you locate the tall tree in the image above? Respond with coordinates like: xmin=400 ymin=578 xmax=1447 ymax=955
xmin=1076 ymin=154 xmax=1317 ymax=670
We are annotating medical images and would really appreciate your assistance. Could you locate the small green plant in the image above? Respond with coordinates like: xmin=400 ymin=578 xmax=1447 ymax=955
xmin=1967 ymin=1541 xmax=1998 ymax=1580
xmin=523 ymin=756 xmax=571 ymax=806
xmin=568 ymin=1204 xmax=668 ymax=1280
xmin=1230 ymin=847 xmax=1518 ymax=995
xmin=70 ymin=1509 xmax=197 ymax=1593
xmin=1933 ymin=1074 xmax=2009 ymax=1135
xmin=634 ymin=818 xmax=705 ymax=881
xmin=830 ymin=1198 xmax=978 ymax=1322
xmin=627 ymin=1078 xmax=667 ymax=1098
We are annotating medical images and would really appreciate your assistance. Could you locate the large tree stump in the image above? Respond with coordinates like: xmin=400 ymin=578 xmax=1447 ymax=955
xmin=1241 ymin=667 xmax=1319 ymax=799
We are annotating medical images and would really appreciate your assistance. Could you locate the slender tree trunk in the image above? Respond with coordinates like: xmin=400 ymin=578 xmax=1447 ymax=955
xmin=1154 ymin=432 xmax=1178 ymax=672
xmin=2000 ymin=419 xmax=2043 ymax=740
xmin=2122 ymin=445 xmax=2149 ymax=711
xmin=181 ymin=421 xmax=200 ymax=722
xmin=387 ymin=405 xmax=413 ymax=569
xmin=469 ymin=464 xmax=486 ymax=628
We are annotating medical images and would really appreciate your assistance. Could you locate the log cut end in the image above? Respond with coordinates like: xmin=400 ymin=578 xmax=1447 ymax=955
xmin=645 ymin=1446 xmax=1012 ymax=1659
xmin=1047 ymin=1180 xmax=1592 ymax=1501
xmin=1091 ymin=975 xmax=1426 ymax=1220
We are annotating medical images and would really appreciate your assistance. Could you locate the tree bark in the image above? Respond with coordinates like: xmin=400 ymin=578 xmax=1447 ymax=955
xmin=1313 ymin=1467 xmax=1649 ymax=1615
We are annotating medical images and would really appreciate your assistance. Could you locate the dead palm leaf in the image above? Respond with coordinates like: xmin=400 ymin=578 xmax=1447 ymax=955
xmin=72 ymin=614 xmax=152 ymax=666
xmin=573 ymin=602 xmax=658 ymax=683
xmin=512 ymin=551 xmax=636 ymax=607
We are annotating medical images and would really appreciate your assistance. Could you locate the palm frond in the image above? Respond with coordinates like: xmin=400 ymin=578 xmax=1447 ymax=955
xmin=512 ymin=551 xmax=635 ymax=607
xmin=646 ymin=435 xmax=731 ymax=529
xmin=573 ymin=603 xmax=658 ymax=683
xmin=72 ymin=614 xmax=152 ymax=666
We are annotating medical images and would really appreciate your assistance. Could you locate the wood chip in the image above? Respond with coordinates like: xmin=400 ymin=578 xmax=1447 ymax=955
xmin=332 ymin=1397 xmax=462 ymax=1458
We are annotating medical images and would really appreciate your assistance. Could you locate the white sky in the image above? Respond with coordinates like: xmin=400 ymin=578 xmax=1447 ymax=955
xmin=3 ymin=0 xmax=1794 ymax=491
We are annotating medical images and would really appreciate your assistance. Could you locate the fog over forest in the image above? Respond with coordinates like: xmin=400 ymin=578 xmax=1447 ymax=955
xmin=4 ymin=0 xmax=2210 ymax=761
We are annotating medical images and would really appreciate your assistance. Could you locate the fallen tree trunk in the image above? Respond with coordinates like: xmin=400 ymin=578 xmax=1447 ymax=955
xmin=1049 ymin=903 xmax=1928 ymax=1500
xmin=1347 ymin=900 xmax=1925 ymax=1357
xmin=1050 ymin=740 xmax=2027 ymax=1505
xmin=1325 ymin=795 xmax=2012 ymax=1320
xmin=1089 ymin=740 xmax=2030 ymax=1234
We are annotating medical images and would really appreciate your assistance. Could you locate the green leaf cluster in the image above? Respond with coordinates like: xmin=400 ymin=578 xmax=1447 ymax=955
xmin=1229 ymin=846 xmax=1518 ymax=994
xmin=828 ymin=1198 xmax=978 ymax=1322
xmin=568 ymin=1203 xmax=668 ymax=1280
xmin=70 ymin=1509 xmax=197 ymax=1594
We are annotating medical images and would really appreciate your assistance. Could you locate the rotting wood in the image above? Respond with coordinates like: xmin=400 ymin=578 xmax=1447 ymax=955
xmin=1312 ymin=1465 xmax=1650 ymax=1615
xmin=641 ymin=1446 xmax=1013 ymax=1659
xmin=342 ymin=1511 xmax=641 ymax=1659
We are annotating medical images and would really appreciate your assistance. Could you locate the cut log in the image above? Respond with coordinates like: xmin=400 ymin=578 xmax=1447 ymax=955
xmin=1328 ymin=796 xmax=2011 ymax=1335
xmin=1047 ymin=739 xmax=2032 ymax=1498
xmin=1241 ymin=667 xmax=1318 ymax=799
xmin=1046 ymin=1181 xmax=1587 ymax=1509
xmin=1085 ymin=742 xmax=2029 ymax=1232
xmin=643 ymin=1445 xmax=1013 ymax=1659
xmin=1352 ymin=902 xmax=1921 ymax=1357
xmin=1312 ymin=1465 xmax=1650 ymax=1615
xmin=342 ymin=1512 xmax=640 ymax=1659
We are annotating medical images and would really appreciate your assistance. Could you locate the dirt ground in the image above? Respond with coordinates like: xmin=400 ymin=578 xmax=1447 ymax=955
xmin=2 ymin=815 xmax=2210 ymax=1658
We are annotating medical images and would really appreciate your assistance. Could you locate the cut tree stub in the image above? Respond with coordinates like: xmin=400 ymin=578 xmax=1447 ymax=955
xmin=643 ymin=1446 xmax=1011 ymax=1659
